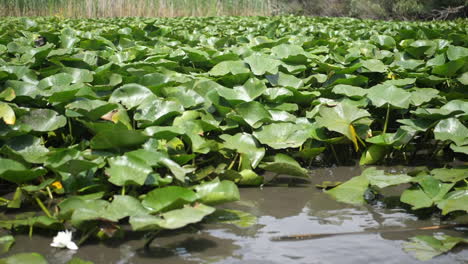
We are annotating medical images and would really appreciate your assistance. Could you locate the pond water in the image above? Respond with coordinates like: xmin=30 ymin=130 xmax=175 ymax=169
xmin=4 ymin=165 xmax=468 ymax=264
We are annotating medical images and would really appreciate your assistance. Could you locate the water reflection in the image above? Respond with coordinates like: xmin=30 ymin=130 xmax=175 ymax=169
xmin=4 ymin=165 xmax=468 ymax=263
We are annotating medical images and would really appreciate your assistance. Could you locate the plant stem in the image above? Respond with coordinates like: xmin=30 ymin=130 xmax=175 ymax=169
xmin=46 ymin=186 xmax=53 ymax=200
xmin=383 ymin=103 xmax=390 ymax=134
xmin=144 ymin=231 xmax=160 ymax=249
xmin=227 ymin=153 xmax=239 ymax=170
xmin=35 ymin=196 xmax=52 ymax=218
xmin=78 ymin=226 xmax=99 ymax=246
xmin=330 ymin=145 xmax=340 ymax=165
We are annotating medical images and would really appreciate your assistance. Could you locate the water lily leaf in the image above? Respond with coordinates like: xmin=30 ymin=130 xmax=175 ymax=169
xmin=409 ymin=88 xmax=439 ymax=106
xmin=66 ymin=99 xmax=117 ymax=120
xmin=206 ymin=209 xmax=257 ymax=228
xmin=216 ymin=78 xmax=267 ymax=103
xmin=367 ymin=84 xmax=411 ymax=109
xmin=366 ymin=129 xmax=413 ymax=147
xmin=364 ymin=167 xmax=413 ymax=188
xmin=234 ymin=101 xmax=272 ymax=128
xmin=431 ymin=168 xmax=468 ymax=183
xmin=130 ymin=203 xmax=215 ymax=230
xmin=397 ymin=119 xmax=433 ymax=132
xmin=253 ymin=122 xmax=312 ymax=149
xmin=259 ymin=153 xmax=308 ymax=178
xmin=104 ymin=195 xmax=149 ymax=221
xmin=436 ymin=190 xmax=468 ymax=215
xmin=109 ymin=84 xmax=154 ymax=109
xmin=195 ymin=178 xmax=240 ymax=205
xmin=0 ymin=253 xmax=48 ymax=264
xmin=332 ymin=84 xmax=367 ymax=98
xmin=134 ymin=97 xmax=183 ymax=127
xmin=263 ymin=87 xmax=293 ymax=102
xmin=219 ymin=169 xmax=263 ymax=186
xmin=315 ymin=101 xmax=370 ymax=143
xmin=90 ymin=123 xmax=149 ymax=150
xmin=0 ymin=235 xmax=14 ymax=254
xmin=432 ymin=59 xmax=465 ymax=77
xmin=38 ymin=72 xmax=73 ymax=89
xmin=326 ymin=175 xmax=369 ymax=205
xmin=458 ymin=72 xmax=468 ymax=85
xmin=450 ymin=144 xmax=468 ymax=155
xmin=446 ymin=45 xmax=468 ymax=61
xmin=66 ymin=257 xmax=94 ymax=264
xmin=62 ymin=67 xmax=94 ymax=83
xmin=266 ymin=72 xmax=303 ymax=89
xmin=359 ymin=145 xmax=388 ymax=165
xmin=370 ymin=35 xmax=396 ymax=49
xmin=142 ymin=186 xmax=198 ymax=213
xmin=106 ymin=155 xmax=152 ymax=186
xmin=404 ymin=235 xmax=468 ymax=261
xmin=434 ymin=118 xmax=468 ymax=146
xmin=244 ymin=53 xmax=280 ymax=75
xmin=209 ymin=60 xmax=250 ymax=76
xmin=0 ymin=102 xmax=15 ymax=125
xmin=271 ymin=44 xmax=308 ymax=64
xmin=2 ymin=135 xmax=48 ymax=163
xmin=400 ymin=175 xmax=454 ymax=210
xmin=220 ymin=133 xmax=264 ymax=168
xmin=0 ymin=158 xmax=46 ymax=184
xmin=18 ymin=109 xmax=66 ymax=132
xmin=361 ymin=59 xmax=387 ymax=73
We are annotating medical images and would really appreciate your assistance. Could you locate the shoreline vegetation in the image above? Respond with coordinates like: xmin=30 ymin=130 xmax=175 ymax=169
xmin=0 ymin=0 xmax=466 ymax=20
xmin=0 ymin=0 xmax=277 ymax=18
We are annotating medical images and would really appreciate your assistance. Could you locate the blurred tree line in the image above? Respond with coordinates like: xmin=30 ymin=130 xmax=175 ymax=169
xmin=277 ymin=0 xmax=467 ymax=20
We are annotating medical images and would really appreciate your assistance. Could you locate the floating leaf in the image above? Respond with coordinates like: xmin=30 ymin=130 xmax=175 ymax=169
xmin=259 ymin=153 xmax=308 ymax=178
xmin=326 ymin=174 xmax=369 ymax=205
xmin=404 ymin=235 xmax=468 ymax=261
xmin=220 ymin=133 xmax=265 ymax=168
xmin=130 ymin=204 xmax=215 ymax=230
xmin=253 ymin=122 xmax=312 ymax=149
xmin=18 ymin=109 xmax=66 ymax=132
xmin=142 ymin=186 xmax=198 ymax=213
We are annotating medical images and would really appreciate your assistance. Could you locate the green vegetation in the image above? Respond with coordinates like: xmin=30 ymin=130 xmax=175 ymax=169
xmin=1 ymin=0 xmax=466 ymax=19
xmin=0 ymin=15 xmax=467 ymax=261
xmin=0 ymin=0 xmax=276 ymax=17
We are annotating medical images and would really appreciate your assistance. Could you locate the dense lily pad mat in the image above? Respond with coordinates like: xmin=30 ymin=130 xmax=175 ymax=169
xmin=0 ymin=15 xmax=467 ymax=259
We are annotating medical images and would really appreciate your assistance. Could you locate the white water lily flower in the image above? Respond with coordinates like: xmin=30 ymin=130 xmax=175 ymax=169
xmin=50 ymin=230 xmax=79 ymax=250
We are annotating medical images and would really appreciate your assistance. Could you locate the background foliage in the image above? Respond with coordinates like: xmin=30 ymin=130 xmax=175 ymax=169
xmin=0 ymin=0 xmax=466 ymax=19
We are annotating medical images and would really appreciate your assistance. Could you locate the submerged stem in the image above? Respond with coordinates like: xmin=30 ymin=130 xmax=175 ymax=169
xmin=144 ymin=231 xmax=160 ymax=249
xmin=330 ymin=145 xmax=340 ymax=165
xmin=271 ymin=224 xmax=467 ymax=241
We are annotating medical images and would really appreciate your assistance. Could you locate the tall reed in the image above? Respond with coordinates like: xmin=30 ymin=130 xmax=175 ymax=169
xmin=0 ymin=0 xmax=279 ymax=17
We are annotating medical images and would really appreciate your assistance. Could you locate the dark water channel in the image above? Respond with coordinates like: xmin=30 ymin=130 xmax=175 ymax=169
xmin=4 ymin=166 xmax=468 ymax=264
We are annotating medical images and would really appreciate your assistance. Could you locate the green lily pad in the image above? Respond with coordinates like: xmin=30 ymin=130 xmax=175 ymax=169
xmin=106 ymin=155 xmax=152 ymax=186
xmin=326 ymin=174 xmax=369 ymax=205
xmin=404 ymin=235 xmax=468 ymax=261
xmin=0 ymin=253 xmax=48 ymax=264
xmin=259 ymin=153 xmax=308 ymax=178
xmin=220 ymin=133 xmax=265 ymax=169
xmin=195 ymin=178 xmax=240 ymax=205
xmin=0 ymin=235 xmax=14 ymax=254
xmin=18 ymin=109 xmax=67 ymax=132
xmin=400 ymin=175 xmax=454 ymax=210
xmin=130 ymin=203 xmax=215 ymax=230
xmin=434 ymin=118 xmax=468 ymax=146
xmin=436 ymin=190 xmax=468 ymax=215
xmin=142 ymin=186 xmax=198 ymax=213
xmin=253 ymin=122 xmax=312 ymax=149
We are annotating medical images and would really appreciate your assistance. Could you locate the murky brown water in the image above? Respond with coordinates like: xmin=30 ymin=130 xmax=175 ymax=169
xmin=3 ymin=166 xmax=468 ymax=264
